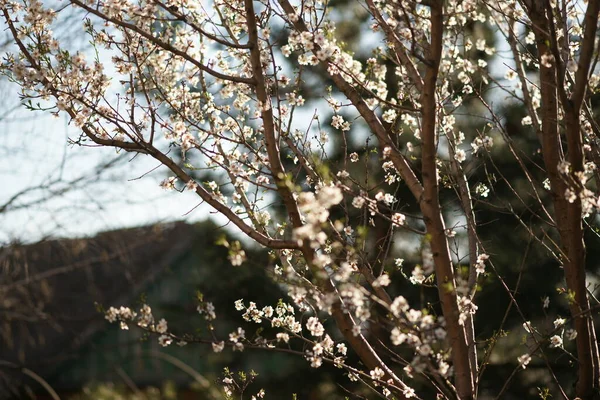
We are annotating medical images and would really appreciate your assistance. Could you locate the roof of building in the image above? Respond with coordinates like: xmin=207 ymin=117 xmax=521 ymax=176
xmin=0 ymin=222 xmax=197 ymax=394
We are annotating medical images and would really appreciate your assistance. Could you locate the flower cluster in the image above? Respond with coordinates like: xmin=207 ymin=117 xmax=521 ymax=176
xmin=105 ymin=304 xmax=177 ymax=347
xmin=294 ymin=185 xmax=343 ymax=246
xmin=234 ymin=299 xmax=349 ymax=370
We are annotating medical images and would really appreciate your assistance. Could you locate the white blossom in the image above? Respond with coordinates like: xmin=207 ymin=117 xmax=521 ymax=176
xmin=373 ymin=274 xmax=391 ymax=287
xmin=155 ymin=318 xmax=168 ymax=334
xmin=306 ymin=317 xmax=325 ymax=337
xmin=392 ymin=213 xmax=406 ymax=226
xmin=370 ymin=367 xmax=385 ymax=381
xmin=455 ymin=149 xmax=466 ymax=163
xmin=212 ymin=341 xmax=225 ymax=353
xmin=158 ymin=335 xmax=172 ymax=347
xmin=518 ymin=353 xmax=531 ymax=369
xmin=550 ymin=335 xmax=563 ymax=348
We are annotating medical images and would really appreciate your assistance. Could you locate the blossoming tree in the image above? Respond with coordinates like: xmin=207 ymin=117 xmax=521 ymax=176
xmin=2 ymin=0 xmax=600 ymax=398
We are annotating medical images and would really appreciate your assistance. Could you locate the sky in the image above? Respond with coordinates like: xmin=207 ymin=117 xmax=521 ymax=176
xmin=0 ymin=96 xmax=213 ymax=243
xmin=0 ymin=4 xmax=234 ymax=244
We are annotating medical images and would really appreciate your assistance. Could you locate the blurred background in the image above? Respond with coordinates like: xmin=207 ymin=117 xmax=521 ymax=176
xmin=2 ymin=1 xmax=600 ymax=399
